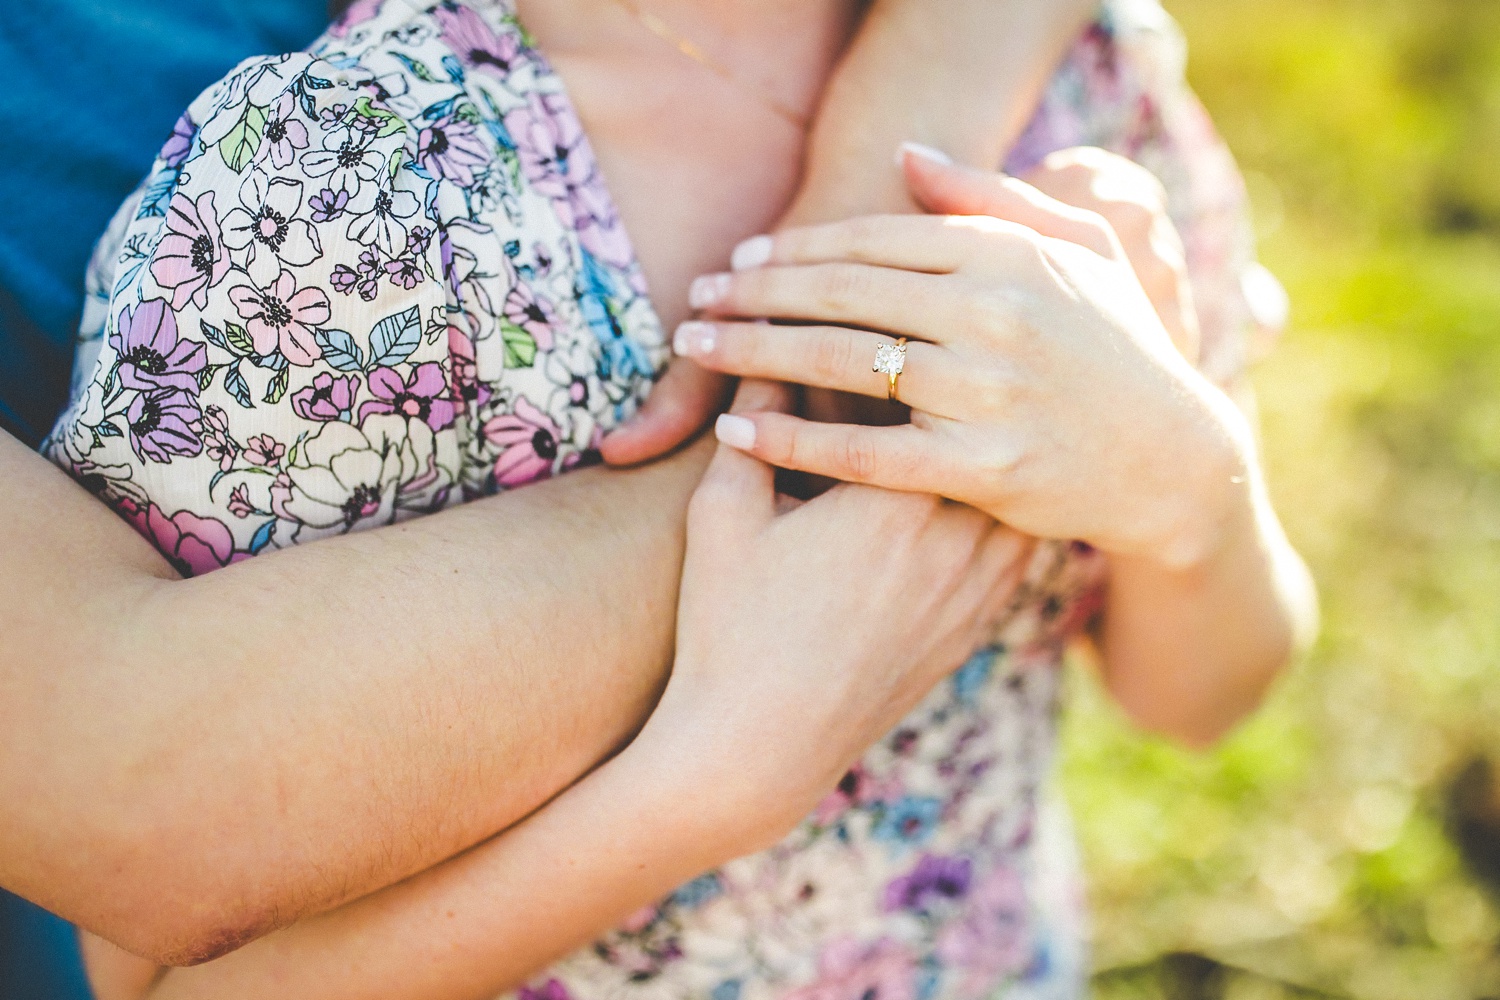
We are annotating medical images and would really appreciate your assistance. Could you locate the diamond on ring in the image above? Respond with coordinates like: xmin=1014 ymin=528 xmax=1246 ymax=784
xmin=873 ymin=341 xmax=907 ymax=377
xmin=873 ymin=338 xmax=908 ymax=402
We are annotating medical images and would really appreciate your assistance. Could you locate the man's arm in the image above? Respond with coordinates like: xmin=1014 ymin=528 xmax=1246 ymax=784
xmin=0 ymin=428 xmax=710 ymax=965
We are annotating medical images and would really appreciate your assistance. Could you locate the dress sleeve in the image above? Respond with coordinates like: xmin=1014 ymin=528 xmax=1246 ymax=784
xmin=46 ymin=53 xmax=459 ymax=576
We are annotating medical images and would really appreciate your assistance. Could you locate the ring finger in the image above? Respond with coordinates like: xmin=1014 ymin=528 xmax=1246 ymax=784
xmin=673 ymin=320 xmax=962 ymax=416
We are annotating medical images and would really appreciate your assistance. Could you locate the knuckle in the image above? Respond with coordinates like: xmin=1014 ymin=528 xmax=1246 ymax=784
xmin=816 ymin=264 xmax=868 ymax=313
xmin=810 ymin=330 xmax=857 ymax=383
xmin=841 ymin=431 xmax=882 ymax=482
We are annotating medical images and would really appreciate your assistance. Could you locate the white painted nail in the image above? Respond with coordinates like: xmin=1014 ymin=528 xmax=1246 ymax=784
xmin=730 ymin=234 xmax=774 ymax=272
xmin=896 ymin=141 xmax=954 ymax=169
xmin=689 ymin=273 xmax=732 ymax=310
xmin=715 ymin=413 xmax=756 ymax=451
xmin=673 ymin=321 xmax=715 ymax=357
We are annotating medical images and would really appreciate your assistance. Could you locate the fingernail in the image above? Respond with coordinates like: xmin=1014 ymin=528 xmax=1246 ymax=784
xmin=730 ymin=234 xmax=774 ymax=271
xmin=896 ymin=141 xmax=953 ymax=169
xmin=715 ymin=413 xmax=756 ymax=450
xmin=690 ymin=273 xmax=732 ymax=310
xmin=673 ymin=321 xmax=715 ymax=357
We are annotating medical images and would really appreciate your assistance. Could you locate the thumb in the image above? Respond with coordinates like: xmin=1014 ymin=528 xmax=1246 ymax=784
xmin=601 ymin=359 xmax=731 ymax=466
xmin=898 ymin=144 xmax=1123 ymax=261
xmin=696 ymin=379 xmax=796 ymax=527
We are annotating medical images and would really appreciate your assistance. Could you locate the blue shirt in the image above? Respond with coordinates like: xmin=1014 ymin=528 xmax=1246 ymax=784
xmin=0 ymin=0 xmax=328 ymax=446
xmin=0 ymin=5 xmax=325 ymax=994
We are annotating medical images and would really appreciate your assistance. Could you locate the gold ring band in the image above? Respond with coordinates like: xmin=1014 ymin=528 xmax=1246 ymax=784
xmin=873 ymin=337 xmax=908 ymax=402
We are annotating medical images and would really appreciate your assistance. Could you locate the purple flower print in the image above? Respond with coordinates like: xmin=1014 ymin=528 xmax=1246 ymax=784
xmin=784 ymin=938 xmax=917 ymax=1000
xmin=518 ymin=981 xmax=572 ymax=1000
xmin=125 ymin=388 xmax=203 ymax=464
xmin=359 ymin=364 xmax=456 ymax=432
xmin=417 ymin=114 xmax=490 ymax=188
xmin=302 ymin=126 xmax=384 ymax=199
xmin=882 ymin=855 xmax=973 ymax=914
xmin=260 ymin=91 xmax=310 ymax=169
xmin=503 ymin=282 xmax=557 ymax=351
xmin=309 ymin=187 xmax=351 ymax=223
xmin=200 ymin=405 xmax=237 ymax=472
xmin=228 ymin=270 xmax=330 ymax=366
xmin=935 ymin=865 xmax=1032 ymax=994
xmin=151 ymin=191 xmax=231 ymax=310
xmin=484 ymin=398 xmax=562 ymax=487
xmin=160 ymin=110 xmax=196 ymax=168
xmin=501 ymin=92 xmax=634 ymax=269
xmin=385 ymin=256 xmax=424 ymax=290
xmin=110 ymin=299 xmax=207 ymax=394
xmin=291 ymin=372 xmax=360 ymax=422
xmin=434 ymin=3 xmax=523 ymax=77
xmin=119 ymin=498 xmax=239 ymax=577
xmin=331 ymin=247 xmax=383 ymax=301
xmin=244 ymin=434 xmax=286 ymax=467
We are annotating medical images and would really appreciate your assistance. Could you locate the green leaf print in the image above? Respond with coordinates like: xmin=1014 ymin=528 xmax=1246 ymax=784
xmin=221 ymin=104 xmax=269 ymax=173
xmin=500 ymin=320 xmax=537 ymax=369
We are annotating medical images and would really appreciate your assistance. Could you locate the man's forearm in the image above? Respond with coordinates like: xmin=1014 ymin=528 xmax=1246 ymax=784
xmin=785 ymin=0 xmax=1097 ymax=226
xmin=0 ymin=429 xmax=710 ymax=963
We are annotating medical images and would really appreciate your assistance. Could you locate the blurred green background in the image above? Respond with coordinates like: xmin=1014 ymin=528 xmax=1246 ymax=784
xmin=1061 ymin=0 xmax=1500 ymax=997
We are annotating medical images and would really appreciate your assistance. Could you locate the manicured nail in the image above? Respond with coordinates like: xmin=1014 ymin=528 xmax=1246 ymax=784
xmin=673 ymin=321 xmax=715 ymax=357
xmin=690 ymin=273 xmax=732 ymax=310
xmin=730 ymin=234 xmax=774 ymax=271
xmin=715 ymin=413 xmax=756 ymax=450
xmin=896 ymin=141 xmax=953 ymax=169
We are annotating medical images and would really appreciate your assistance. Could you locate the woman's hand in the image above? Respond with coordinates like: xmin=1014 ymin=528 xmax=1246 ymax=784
xmin=673 ymin=152 xmax=1252 ymax=570
xmin=641 ymin=379 xmax=1033 ymax=852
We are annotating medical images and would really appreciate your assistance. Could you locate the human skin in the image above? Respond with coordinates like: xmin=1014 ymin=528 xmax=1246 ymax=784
xmin=86 ymin=381 xmax=1035 ymax=1000
xmin=1 ymin=0 xmax=1094 ymax=971
xmin=684 ymin=150 xmax=1318 ymax=747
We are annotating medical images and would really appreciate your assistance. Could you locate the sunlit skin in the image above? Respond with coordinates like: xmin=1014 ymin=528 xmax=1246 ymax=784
xmin=0 ymin=0 xmax=1108 ymax=994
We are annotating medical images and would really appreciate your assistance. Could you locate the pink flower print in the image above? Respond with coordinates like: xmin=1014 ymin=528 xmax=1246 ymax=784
xmin=417 ymin=115 xmax=491 ymax=188
xmin=812 ymin=765 xmax=900 ymax=825
xmin=120 ymin=500 xmax=238 ymax=577
xmin=125 ymin=388 xmax=203 ymax=464
xmin=503 ymin=282 xmax=557 ymax=351
xmin=328 ymin=0 xmax=383 ymax=38
xmin=201 ymin=404 xmax=237 ymax=472
xmin=291 ymin=372 xmax=359 ymax=422
xmin=151 ymin=191 xmax=232 ymax=311
xmin=934 ymin=865 xmax=1032 ymax=995
xmin=569 ymin=170 xmax=635 ymax=270
xmin=109 ymin=299 xmax=207 ymax=394
xmin=359 ymin=364 xmax=456 ymax=432
xmin=244 ymin=434 xmax=286 ymax=467
xmin=260 ymin=91 xmax=310 ymax=169
xmin=221 ymin=173 xmax=323 ymax=286
xmin=434 ymin=3 xmax=523 ymax=77
xmin=785 ymin=938 xmax=917 ymax=1000
xmin=518 ymin=981 xmax=572 ymax=1000
xmin=447 ymin=324 xmax=490 ymax=413
xmin=227 ymin=483 xmax=257 ymax=519
xmin=484 ymin=398 xmax=562 ymax=487
xmin=228 ymin=270 xmax=330 ymax=366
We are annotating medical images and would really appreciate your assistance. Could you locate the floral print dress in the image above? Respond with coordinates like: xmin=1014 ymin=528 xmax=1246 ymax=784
xmin=45 ymin=1 xmax=1273 ymax=997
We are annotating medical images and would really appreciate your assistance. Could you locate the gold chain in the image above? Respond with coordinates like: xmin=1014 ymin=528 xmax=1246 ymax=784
xmin=607 ymin=0 xmax=811 ymax=131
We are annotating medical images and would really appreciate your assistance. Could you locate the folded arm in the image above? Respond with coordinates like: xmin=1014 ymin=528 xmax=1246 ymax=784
xmin=0 ymin=427 xmax=709 ymax=964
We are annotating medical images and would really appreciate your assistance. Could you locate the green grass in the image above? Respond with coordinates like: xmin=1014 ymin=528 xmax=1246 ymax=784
xmin=1062 ymin=1 xmax=1500 ymax=996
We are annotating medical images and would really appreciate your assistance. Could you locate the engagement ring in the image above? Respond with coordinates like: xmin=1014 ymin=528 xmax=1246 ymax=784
xmin=873 ymin=338 xmax=908 ymax=402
